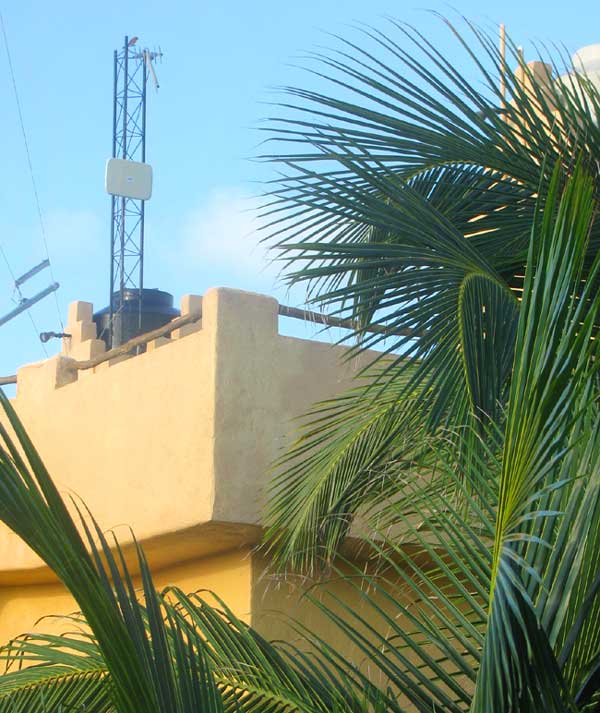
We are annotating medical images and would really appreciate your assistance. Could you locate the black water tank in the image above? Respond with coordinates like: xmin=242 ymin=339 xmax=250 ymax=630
xmin=94 ymin=288 xmax=180 ymax=348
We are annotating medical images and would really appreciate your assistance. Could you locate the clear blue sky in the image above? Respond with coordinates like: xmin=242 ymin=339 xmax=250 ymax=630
xmin=0 ymin=0 xmax=598 ymax=381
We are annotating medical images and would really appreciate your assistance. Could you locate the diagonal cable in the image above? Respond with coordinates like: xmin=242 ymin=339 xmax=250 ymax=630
xmin=0 ymin=11 xmax=64 ymax=332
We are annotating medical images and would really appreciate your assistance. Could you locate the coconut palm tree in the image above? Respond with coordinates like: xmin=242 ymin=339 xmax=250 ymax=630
xmin=262 ymin=15 xmax=600 ymax=573
xmin=257 ymin=15 xmax=600 ymax=710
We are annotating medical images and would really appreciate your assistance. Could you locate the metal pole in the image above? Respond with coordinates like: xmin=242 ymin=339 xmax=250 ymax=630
xmin=115 ymin=36 xmax=129 ymax=347
xmin=14 ymin=259 xmax=49 ymax=288
xmin=499 ymin=24 xmax=506 ymax=109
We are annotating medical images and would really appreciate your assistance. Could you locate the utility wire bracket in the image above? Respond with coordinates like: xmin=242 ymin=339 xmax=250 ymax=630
xmin=0 ymin=282 xmax=59 ymax=329
xmin=14 ymin=258 xmax=49 ymax=289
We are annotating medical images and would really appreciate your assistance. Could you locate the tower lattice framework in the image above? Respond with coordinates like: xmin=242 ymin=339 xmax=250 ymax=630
xmin=109 ymin=35 xmax=160 ymax=347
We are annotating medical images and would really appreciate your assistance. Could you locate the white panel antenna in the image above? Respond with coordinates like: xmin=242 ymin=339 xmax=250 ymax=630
xmin=105 ymin=158 xmax=153 ymax=200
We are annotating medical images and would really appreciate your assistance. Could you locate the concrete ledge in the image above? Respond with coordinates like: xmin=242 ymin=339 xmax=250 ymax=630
xmin=0 ymin=521 xmax=262 ymax=586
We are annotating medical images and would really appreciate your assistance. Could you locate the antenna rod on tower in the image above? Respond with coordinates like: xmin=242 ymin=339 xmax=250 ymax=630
xmin=144 ymin=50 xmax=160 ymax=89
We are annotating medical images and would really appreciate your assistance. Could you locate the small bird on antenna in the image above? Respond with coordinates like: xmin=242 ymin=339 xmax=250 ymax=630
xmin=128 ymin=36 xmax=138 ymax=46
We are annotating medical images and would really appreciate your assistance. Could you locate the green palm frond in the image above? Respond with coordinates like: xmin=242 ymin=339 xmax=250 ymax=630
xmin=288 ymin=435 xmax=494 ymax=713
xmin=163 ymin=588 xmax=370 ymax=712
xmin=262 ymin=15 xmax=600 ymax=570
xmin=0 ymin=670 xmax=110 ymax=713
xmin=473 ymin=163 xmax=600 ymax=712
xmin=0 ymin=623 xmax=110 ymax=713
xmin=262 ymin=164 xmax=600 ymax=712
xmin=265 ymin=159 xmax=520 ymax=569
xmin=265 ymin=366 xmax=423 ymax=571
xmin=0 ymin=591 xmax=369 ymax=713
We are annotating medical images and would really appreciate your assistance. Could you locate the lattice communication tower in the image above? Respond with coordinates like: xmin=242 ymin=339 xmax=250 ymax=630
xmin=108 ymin=35 xmax=162 ymax=347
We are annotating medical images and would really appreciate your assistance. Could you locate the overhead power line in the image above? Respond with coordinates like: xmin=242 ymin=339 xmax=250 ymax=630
xmin=0 ymin=10 xmax=64 ymax=333
xmin=0 ymin=239 xmax=49 ymax=358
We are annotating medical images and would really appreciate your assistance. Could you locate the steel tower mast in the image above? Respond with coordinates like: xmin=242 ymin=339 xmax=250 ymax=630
xmin=109 ymin=35 xmax=161 ymax=347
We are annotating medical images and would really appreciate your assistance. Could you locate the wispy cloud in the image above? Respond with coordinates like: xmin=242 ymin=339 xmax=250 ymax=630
xmin=153 ymin=186 xmax=307 ymax=306
xmin=179 ymin=188 xmax=278 ymax=286
xmin=162 ymin=187 xmax=345 ymax=343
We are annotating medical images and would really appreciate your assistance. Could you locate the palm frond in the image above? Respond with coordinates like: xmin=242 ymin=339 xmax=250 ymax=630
xmin=260 ymin=17 xmax=600 ymax=569
xmin=0 ymin=618 xmax=110 ymax=712
xmin=474 ymin=163 xmax=600 ymax=711
xmin=263 ymin=165 xmax=600 ymax=713
xmin=264 ymin=159 xmax=519 ymax=569
xmin=286 ymin=434 xmax=494 ymax=712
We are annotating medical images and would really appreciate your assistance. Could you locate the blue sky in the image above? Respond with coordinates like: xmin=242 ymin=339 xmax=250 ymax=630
xmin=0 ymin=0 xmax=598 ymax=381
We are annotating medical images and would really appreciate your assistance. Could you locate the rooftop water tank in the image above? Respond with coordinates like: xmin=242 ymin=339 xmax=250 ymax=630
xmin=573 ymin=44 xmax=600 ymax=74
xmin=94 ymin=288 xmax=180 ymax=349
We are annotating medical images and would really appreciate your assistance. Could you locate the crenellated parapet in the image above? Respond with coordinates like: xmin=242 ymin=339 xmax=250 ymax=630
xmin=61 ymin=301 xmax=106 ymax=361
xmin=2 ymin=288 xmax=372 ymax=579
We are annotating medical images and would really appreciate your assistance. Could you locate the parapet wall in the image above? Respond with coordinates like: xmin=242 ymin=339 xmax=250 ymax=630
xmin=0 ymin=288 xmax=374 ymax=580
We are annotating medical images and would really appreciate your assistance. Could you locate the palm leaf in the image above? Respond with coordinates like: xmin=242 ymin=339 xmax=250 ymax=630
xmin=0 ymin=623 xmax=111 ymax=713
xmin=474 ymin=163 xmax=600 ymax=711
xmin=262 ymin=15 xmax=600 ymax=570
xmin=262 ymin=164 xmax=600 ymax=712
xmin=287 ymin=434 xmax=494 ymax=712
xmin=264 ymin=157 xmax=520 ymax=569
xmin=0 ymin=668 xmax=110 ymax=713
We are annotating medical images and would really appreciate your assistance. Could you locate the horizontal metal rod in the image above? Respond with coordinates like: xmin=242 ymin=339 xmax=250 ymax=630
xmin=0 ymin=375 xmax=17 ymax=386
xmin=14 ymin=259 xmax=50 ymax=288
xmin=0 ymin=283 xmax=60 ymax=328
xmin=278 ymin=304 xmax=418 ymax=338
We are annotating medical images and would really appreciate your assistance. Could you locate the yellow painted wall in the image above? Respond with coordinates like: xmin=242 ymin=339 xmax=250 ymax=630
xmin=250 ymin=551 xmax=417 ymax=691
xmin=0 ymin=547 xmax=254 ymax=644
xmin=209 ymin=288 xmax=377 ymax=525
xmin=0 ymin=288 xmax=374 ymax=575
xmin=0 ymin=287 xmax=379 ymax=643
xmin=0 ymin=285 xmax=421 ymax=692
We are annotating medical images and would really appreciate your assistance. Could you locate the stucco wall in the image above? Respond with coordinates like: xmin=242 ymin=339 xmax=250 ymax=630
xmin=0 ymin=288 xmax=373 ymax=575
xmin=0 ymin=287 xmax=378 ymax=639
xmin=0 ymin=547 xmax=254 ymax=644
xmin=209 ymin=289 xmax=376 ymax=524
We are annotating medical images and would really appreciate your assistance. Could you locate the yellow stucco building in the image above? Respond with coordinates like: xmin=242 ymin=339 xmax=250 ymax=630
xmin=0 ymin=286 xmax=387 ymax=654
